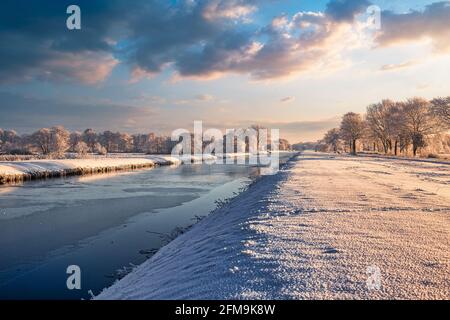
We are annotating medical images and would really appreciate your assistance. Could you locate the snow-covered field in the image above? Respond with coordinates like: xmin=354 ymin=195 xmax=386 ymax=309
xmin=97 ymin=151 xmax=449 ymax=300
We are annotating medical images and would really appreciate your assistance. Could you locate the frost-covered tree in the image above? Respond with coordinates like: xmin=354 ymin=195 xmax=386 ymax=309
xmin=402 ymin=98 xmax=436 ymax=156
xmin=340 ymin=112 xmax=366 ymax=155
xmin=82 ymin=129 xmax=98 ymax=153
xmin=366 ymin=100 xmax=400 ymax=154
xmin=30 ymin=126 xmax=69 ymax=155
xmin=323 ymin=128 xmax=341 ymax=152
xmin=31 ymin=128 xmax=52 ymax=154
xmin=74 ymin=141 xmax=89 ymax=157
xmin=93 ymin=142 xmax=107 ymax=155
xmin=430 ymin=97 xmax=450 ymax=128
xmin=69 ymin=131 xmax=83 ymax=152
xmin=49 ymin=126 xmax=70 ymax=156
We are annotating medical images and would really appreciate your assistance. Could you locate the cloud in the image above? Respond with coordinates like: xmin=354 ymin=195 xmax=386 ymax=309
xmin=375 ymin=1 xmax=450 ymax=53
xmin=6 ymin=0 xmax=446 ymax=84
xmin=280 ymin=96 xmax=295 ymax=103
xmin=0 ymin=0 xmax=126 ymax=84
xmin=379 ymin=60 xmax=419 ymax=71
xmin=325 ymin=0 xmax=372 ymax=22
xmin=195 ymin=94 xmax=215 ymax=101
xmin=123 ymin=0 xmax=373 ymax=81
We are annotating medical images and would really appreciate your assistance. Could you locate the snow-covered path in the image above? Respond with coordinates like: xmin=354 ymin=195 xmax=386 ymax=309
xmin=97 ymin=152 xmax=449 ymax=300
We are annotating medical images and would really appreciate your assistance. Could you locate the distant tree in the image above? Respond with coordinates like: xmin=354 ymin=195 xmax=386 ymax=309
xmin=323 ymin=128 xmax=341 ymax=152
xmin=99 ymin=131 xmax=117 ymax=153
xmin=279 ymin=139 xmax=291 ymax=151
xmin=0 ymin=129 xmax=24 ymax=154
xmin=69 ymin=132 xmax=83 ymax=152
xmin=31 ymin=128 xmax=52 ymax=154
xmin=340 ymin=112 xmax=366 ymax=155
xmin=430 ymin=97 xmax=450 ymax=128
xmin=82 ymin=129 xmax=98 ymax=153
xmin=366 ymin=100 xmax=398 ymax=154
xmin=30 ymin=126 xmax=69 ymax=155
xmin=117 ymin=132 xmax=133 ymax=153
xmin=132 ymin=133 xmax=156 ymax=153
xmin=93 ymin=142 xmax=107 ymax=155
xmin=402 ymin=98 xmax=436 ymax=156
xmin=74 ymin=141 xmax=89 ymax=157
xmin=49 ymin=126 xmax=70 ymax=156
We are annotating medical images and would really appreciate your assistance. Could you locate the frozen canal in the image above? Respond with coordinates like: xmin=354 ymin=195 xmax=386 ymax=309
xmin=0 ymin=163 xmax=261 ymax=299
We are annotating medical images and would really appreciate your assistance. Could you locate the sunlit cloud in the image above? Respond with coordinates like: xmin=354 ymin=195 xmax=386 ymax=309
xmin=375 ymin=1 xmax=450 ymax=53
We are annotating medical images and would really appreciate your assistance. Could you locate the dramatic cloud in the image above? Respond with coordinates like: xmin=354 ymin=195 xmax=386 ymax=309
xmin=0 ymin=0 xmax=128 ymax=84
xmin=0 ymin=0 xmax=373 ymax=84
xmin=375 ymin=1 xmax=450 ymax=52
xmin=2 ymin=0 xmax=448 ymax=84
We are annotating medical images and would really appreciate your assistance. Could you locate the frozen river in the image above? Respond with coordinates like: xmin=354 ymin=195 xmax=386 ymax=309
xmin=0 ymin=162 xmax=261 ymax=299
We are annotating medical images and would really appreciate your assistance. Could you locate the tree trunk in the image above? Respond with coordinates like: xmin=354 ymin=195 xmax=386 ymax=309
xmin=352 ymin=139 xmax=357 ymax=155
xmin=394 ymin=140 xmax=398 ymax=156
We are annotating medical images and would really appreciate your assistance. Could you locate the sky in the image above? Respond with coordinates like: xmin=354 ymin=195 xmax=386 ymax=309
xmin=0 ymin=0 xmax=449 ymax=142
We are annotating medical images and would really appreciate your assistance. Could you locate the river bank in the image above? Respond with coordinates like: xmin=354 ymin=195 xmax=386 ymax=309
xmin=97 ymin=152 xmax=449 ymax=300
xmin=0 ymin=156 xmax=181 ymax=185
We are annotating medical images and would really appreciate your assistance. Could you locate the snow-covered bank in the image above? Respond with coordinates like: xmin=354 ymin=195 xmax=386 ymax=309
xmin=0 ymin=156 xmax=181 ymax=184
xmin=97 ymin=152 xmax=449 ymax=300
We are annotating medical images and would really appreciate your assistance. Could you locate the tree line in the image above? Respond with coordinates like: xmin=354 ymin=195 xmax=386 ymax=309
xmin=0 ymin=127 xmax=292 ymax=157
xmin=321 ymin=97 xmax=450 ymax=157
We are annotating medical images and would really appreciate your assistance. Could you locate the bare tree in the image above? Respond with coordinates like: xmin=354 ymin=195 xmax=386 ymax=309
xmin=93 ymin=142 xmax=107 ymax=155
xmin=340 ymin=112 xmax=366 ymax=155
xmin=82 ymin=129 xmax=98 ymax=153
xmin=74 ymin=141 xmax=89 ymax=157
xmin=31 ymin=128 xmax=52 ymax=154
xmin=323 ymin=128 xmax=341 ymax=152
xmin=69 ymin=131 xmax=83 ymax=152
xmin=430 ymin=97 xmax=450 ymax=128
xmin=117 ymin=132 xmax=133 ymax=153
xmin=366 ymin=100 xmax=398 ymax=154
xmin=402 ymin=98 xmax=436 ymax=156
xmin=279 ymin=139 xmax=291 ymax=151
xmin=49 ymin=126 xmax=70 ymax=156
xmin=0 ymin=129 xmax=22 ymax=153
xmin=30 ymin=126 xmax=69 ymax=156
xmin=99 ymin=131 xmax=117 ymax=153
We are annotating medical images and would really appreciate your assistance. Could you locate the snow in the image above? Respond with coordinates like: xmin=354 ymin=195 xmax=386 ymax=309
xmin=97 ymin=151 xmax=449 ymax=300
xmin=0 ymin=156 xmax=181 ymax=183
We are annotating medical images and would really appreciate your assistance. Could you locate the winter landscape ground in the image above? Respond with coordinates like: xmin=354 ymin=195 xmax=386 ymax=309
xmin=97 ymin=151 xmax=449 ymax=300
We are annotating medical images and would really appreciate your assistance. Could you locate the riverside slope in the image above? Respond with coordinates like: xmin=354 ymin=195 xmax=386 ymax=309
xmin=97 ymin=152 xmax=449 ymax=300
